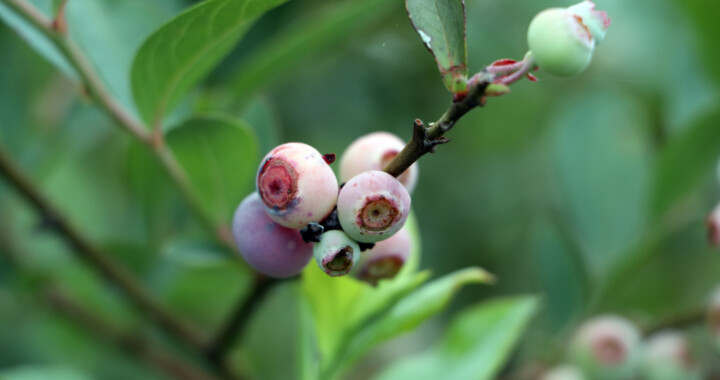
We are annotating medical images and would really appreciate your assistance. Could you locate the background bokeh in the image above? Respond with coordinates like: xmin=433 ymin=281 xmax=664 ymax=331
xmin=1 ymin=0 xmax=719 ymax=379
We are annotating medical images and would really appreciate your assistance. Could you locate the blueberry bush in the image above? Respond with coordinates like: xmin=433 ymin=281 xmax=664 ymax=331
xmin=1 ymin=0 xmax=720 ymax=379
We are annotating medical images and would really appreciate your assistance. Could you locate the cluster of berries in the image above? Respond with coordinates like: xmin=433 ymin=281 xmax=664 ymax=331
xmin=232 ymin=132 xmax=418 ymax=284
xmin=542 ymin=286 xmax=720 ymax=380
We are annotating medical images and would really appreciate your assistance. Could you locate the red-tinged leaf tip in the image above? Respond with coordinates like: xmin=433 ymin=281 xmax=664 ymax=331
xmin=526 ymin=73 xmax=538 ymax=82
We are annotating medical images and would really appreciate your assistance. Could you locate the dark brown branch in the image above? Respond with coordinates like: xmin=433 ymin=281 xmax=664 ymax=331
xmin=643 ymin=308 xmax=705 ymax=336
xmin=0 ymin=144 xmax=208 ymax=352
xmin=45 ymin=289 xmax=220 ymax=380
xmin=206 ymin=276 xmax=278 ymax=365
xmin=383 ymin=73 xmax=492 ymax=177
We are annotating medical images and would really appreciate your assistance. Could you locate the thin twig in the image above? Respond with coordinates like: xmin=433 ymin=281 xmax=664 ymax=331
xmin=0 ymin=144 xmax=208 ymax=352
xmin=383 ymin=72 xmax=493 ymax=177
xmin=643 ymin=308 xmax=706 ymax=336
xmin=45 ymin=289 xmax=221 ymax=380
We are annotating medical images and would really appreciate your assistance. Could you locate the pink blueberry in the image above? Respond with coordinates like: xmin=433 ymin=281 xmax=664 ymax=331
xmin=339 ymin=132 xmax=418 ymax=193
xmin=256 ymin=142 xmax=338 ymax=229
xmin=232 ymin=192 xmax=313 ymax=278
xmin=353 ymin=226 xmax=411 ymax=285
xmin=337 ymin=171 xmax=411 ymax=243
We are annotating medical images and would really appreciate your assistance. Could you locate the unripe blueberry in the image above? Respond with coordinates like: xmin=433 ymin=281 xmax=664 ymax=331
xmin=641 ymin=331 xmax=701 ymax=380
xmin=232 ymin=193 xmax=313 ymax=278
xmin=313 ymin=230 xmax=360 ymax=277
xmin=569 ymin=315 xmax=641 ymax=380
xmin=527 ymin=8 xmax=594 ymax=77
xmin=256 ymin=142 xmax=338 ymax=229
xmin=337 ymin=171 xmax=411 ymax=243
xmin=540 ymin=365 xmax=586 ymax=380
xmin=339 ymin=132 xmax=419 ymax=193
xmin=566 ymin=1 xmax=611 ymax=45
xmin=353 ymin=225 xmax=411 ymax=285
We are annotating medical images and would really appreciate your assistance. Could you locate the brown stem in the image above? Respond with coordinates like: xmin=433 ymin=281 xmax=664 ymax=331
xmin=0 ymin=144 xmax=208 ymax=352
xmin=643 ymin=308 xmax=705 ymax=336
xmin=45 ymin=289 xmax=221 ymax=380
xmin=383 ymin=72 xmax=493 ymax=177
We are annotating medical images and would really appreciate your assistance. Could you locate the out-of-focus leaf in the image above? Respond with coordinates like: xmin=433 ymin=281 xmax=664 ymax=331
xmin=650 ymin=110 xmax=720 ymax=218
xmin=241 ymin=97 xmax=281 ymax=155
xmin=406 ymin=0 xmax=467 ymax=93
xmin=549 ymin=88 xmax=653 ymax=276
xmin=131 ymin=0 xmax=288 ymax=126
xmin=333 ymin=267 xmax=494 ymax=377
xmin=166 ymin=116 xmax=258 ymax=224
xmin=675 ymin=0 xmax=720 ymax=84
xmin=528 ymin=212 xmax=589 ymax=333
xmin=374 ymin=297 xmax=539 ymax=380
xmin=229 ymin=0 xmax=394 ymax=101
xmin=0 ymin=366 xmax=92 ymax=380
xmin=0 ymin=0 xmax=183 ymax=114
xmin=154 ymin=239 xmax=251 ymax=328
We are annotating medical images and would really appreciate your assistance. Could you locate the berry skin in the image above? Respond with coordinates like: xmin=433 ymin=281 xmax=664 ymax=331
xmin=313 ymin=230 xmax=360 ymax=277
xmin=540 ymin=365 xmax=586 ymax=380
xmin=232 ymin=193 xmax=313 ymax=278
xmin=527 ymin=8 xmax=594 ymax=77
xmin=352 ymin=225 xmax=411 ymax=286
xmin=569 ymin=315 xmax=641 ymax=380
xmin=339 ymin=132 xmax=419 ymax=193
xmin=641 ymin=330 xmax=701 ymax=380
xmin=256 ymin=142 xmax=338 ymax=229
xmin=337 ymin=171 xmax=411 ymax=243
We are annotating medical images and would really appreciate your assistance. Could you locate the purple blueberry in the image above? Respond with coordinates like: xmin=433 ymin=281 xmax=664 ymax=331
xmin=232 ymin=192 xmax=313 ymax=277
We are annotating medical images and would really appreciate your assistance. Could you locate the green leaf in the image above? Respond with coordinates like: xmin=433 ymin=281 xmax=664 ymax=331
xmin=549 ymin=88 xmax=653 ymax=276
xmin=374 ymin=297 xmax=539 ymax=380
xmin=650 ymin=109 xmax=720 ymax=218
xmin=406 ymin=0 xmax=468 ymax=93
xmin=229 ymin=0 xmax=394 ymax=102
xmin=131 ymin=0 xmax=289 ymax=127
xmin=332 ymin=267 xmax=494 ymax=377
xmin=674 ymin=0 xmax=720 ymax=84
xmin=0 ymin=366 xmax=92 ymax=380
xmin=166 ymin=115 xmax=259 ymax=223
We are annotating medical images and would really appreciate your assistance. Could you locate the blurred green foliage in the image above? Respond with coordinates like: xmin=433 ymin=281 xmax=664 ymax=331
xmin=1 ymin=0 xmax=719 ymax=379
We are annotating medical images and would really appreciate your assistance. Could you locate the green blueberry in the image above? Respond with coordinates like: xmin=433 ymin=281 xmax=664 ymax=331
xmin=527 ymin=8 xmax=594 ymax=77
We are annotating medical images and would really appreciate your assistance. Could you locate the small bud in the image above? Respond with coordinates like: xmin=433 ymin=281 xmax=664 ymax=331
xmin=569 ymin=315 xmax=641 ymax=380
xmin=642 ymin=330 xmax=701 ymax=380
xmin=540 ymin=365 xmax=586 ymax=380
xmin=313 ymin=230 xmax=360 ymax=277
xmin=485 ymin=83 xmax=512 ymax=97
